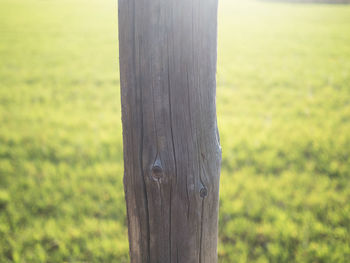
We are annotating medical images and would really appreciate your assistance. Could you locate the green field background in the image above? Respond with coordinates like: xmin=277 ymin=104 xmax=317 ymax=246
xmin=1 ymin=0 xmax=350 ymax=262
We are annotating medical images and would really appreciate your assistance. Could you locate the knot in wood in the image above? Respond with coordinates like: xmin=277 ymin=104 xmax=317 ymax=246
xmin=151 ymin=165 xmax=163 ymax=180
xmin=200 ymin=187 xmax=208 ymax=198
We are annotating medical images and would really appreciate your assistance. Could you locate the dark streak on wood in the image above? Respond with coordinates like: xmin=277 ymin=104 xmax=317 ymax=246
xmin=118 ymin=0 xmax=221 ymax=262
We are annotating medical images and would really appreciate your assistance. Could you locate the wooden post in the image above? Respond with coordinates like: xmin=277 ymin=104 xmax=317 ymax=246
xmin=118 ymin=0 xmax=221 ymax=262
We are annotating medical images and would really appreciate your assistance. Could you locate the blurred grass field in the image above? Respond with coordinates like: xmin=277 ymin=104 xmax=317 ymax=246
xmin=1 ymin=0 xmax=350 ymax=262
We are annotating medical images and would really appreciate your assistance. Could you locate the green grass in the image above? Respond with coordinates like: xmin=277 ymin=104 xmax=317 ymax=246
xmin=0 ymin=0 xmax=350 ymax=262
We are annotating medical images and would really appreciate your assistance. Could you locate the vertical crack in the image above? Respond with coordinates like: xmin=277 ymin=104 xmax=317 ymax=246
xmin=167 ymin=37 xmax=177 ymax=263
xmin=169 ymin=186 xmax=172 ymax=262
xmin=165 ymin=3 xmax=176 ymax=262
xmin=150 ymin=55 xmax=159 ymax=152
xmin=199 ymin=198 xmax=205 ymax=263
xmin=167 ymin=38 xmax=178 ymax=184
xmin=185 ymin=70 xmax=194 ymax=221
xmin=133 ymin=1 xmax=151 ymax=259
xmin=139 ymin=57 xmax=151 ymax=263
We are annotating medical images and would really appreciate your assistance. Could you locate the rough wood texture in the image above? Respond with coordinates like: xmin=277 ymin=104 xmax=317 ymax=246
xmin=118 ymin=0 xmax=221 ymax=262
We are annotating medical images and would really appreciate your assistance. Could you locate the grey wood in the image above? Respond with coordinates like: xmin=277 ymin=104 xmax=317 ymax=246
xmin=118 ymin=0 xmax=221 ymax=262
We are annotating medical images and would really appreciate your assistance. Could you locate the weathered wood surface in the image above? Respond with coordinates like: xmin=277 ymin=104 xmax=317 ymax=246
xmin=118 ymin=0 xmax=221 ymax=262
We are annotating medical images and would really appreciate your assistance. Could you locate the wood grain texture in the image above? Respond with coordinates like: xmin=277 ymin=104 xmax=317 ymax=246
xmin=118 ymin=0 xmax=221 ymax=262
